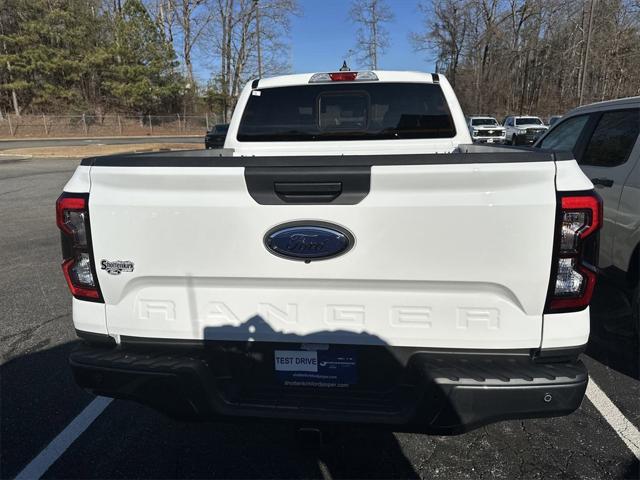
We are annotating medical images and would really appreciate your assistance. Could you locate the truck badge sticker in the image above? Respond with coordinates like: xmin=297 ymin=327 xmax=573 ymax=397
xmin=101 ymin=259 xmax=134 ymax=275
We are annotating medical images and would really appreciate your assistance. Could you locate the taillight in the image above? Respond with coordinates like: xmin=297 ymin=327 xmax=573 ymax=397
xmin=545 ymin=192 xmax=602 ymax=313
xmin=56 ymin=193 xmax=103 ymax=302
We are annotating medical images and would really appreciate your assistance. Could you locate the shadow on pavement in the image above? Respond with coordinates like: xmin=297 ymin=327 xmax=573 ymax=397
xmin=588 ymin=280 xmax=639 ymax=380
xmin=623 ymin=458 xmax=640 ymax=480
xmin=0 ymin=340 xmax=92 ymax=479
xmin=1 ymin=336 xmax=420 ymax=479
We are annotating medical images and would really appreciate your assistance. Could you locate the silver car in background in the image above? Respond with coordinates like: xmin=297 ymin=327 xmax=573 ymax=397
xmin=535 ymin=96 xmax=640 ymax=339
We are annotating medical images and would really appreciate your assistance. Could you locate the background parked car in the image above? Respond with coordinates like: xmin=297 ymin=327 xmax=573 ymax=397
xmin=548 ymin=115 xmax=562 ymax=127
xmin=205 ymin=123 xmax=229 ymax=149
xmin=466 ymin=116 xmax=506 ymax=143
xmin=503 ymin=115 xmax=548 ymax=145
xmin=534 ymin=96 xmax=640 ymax=339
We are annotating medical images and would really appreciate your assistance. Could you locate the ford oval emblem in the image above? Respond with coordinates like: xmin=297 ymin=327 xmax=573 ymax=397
xmin=265 ymin=222 xmax=354 ymax=262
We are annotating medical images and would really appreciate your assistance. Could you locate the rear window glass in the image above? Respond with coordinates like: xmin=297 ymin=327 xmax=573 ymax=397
xmin=580 ymin=109 xmax=640 ymax=167
xmin=471 ymin=118 xmax=497 ymax=126
xmin=237 ymin=83 xmax=456 ymax=142
xmin=515 ymin=117 xmax=543 ymax=126
xmin=516 ymin=117 xmax=544 ymax=125
xmin=538 ymin=115 xmax=589 ymax=153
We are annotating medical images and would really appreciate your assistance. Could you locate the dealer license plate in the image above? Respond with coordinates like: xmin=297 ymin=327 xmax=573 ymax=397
xmin=274 ymin=347 xmax=357 ymax=387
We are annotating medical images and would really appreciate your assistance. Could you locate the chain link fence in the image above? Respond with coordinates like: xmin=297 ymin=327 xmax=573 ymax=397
xmin=0 ymin=114 xmax=223 ymax=138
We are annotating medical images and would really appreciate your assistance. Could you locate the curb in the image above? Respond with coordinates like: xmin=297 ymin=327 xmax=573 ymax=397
xmin=0 ymin=135 xmax=202 ymax=142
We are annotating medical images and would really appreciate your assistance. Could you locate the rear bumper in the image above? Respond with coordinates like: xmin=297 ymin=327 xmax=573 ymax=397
xmin=473 ymin=137 xmax=506 ymax=144
xmin=69 ymin=339 xmax=587 ymax=434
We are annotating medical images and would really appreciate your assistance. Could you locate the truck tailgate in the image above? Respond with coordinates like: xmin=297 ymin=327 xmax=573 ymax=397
xmin=87 ymin=156 xmax=557 ymax=349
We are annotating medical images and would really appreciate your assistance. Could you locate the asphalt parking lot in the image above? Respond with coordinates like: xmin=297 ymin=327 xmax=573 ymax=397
xmin=1 ymin=156 xmax=639 ymax=479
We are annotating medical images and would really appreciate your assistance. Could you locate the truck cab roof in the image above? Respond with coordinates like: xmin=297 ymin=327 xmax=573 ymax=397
xmin=567 ymin=96 xmax=640 ymax=115
xmin=253 ymin=70 xmax=440 ymax=89
xmin=225 ymin=71 xmax=471 ymax=156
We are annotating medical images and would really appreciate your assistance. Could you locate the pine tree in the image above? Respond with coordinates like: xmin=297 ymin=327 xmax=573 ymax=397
xmin=0 ymin=0 xmax=187 ymax=115
xmin=105 ymin=0 xmax=184 ymax=114
xmin=0 ymin=0 xmax=109 ymax=113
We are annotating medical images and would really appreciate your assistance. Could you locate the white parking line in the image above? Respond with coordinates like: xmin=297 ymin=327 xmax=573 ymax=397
xmin=14 ymin=396 xmax=113 ymax=480
xmin=586 ymin=376 xmax=640 ymax=460
xmin=12 ymin=377 xmax=640 ymax=478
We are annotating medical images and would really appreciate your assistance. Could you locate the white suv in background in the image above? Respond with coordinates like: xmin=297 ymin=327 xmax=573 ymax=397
xmin=503 ymin=116 xmax=548 ymax=145
xmin=466 ymin=116 xmax=506 ymax=143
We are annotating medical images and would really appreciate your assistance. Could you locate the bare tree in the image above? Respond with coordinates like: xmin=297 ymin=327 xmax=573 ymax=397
xmin=411 ymin=0 xmax=640 ymax=117
xmin=348 ymin=0 xmax=394 ymax=69
xmin=154 ymin=0 xmax=178 ymax=48
xmin=0 ymin=3 xmax=20 ymax=115
xmin=411 ymin=0 xmax=468 ymax=88
xmin=207 ymin=0 xmax=298 ymax=120
xmin=149 ymin=0 xmax=212 ymax=88
xmin=171 ymin=0 xmax=213 ymax=87
xmin=579 ymin=0 xmax=597 ymax=104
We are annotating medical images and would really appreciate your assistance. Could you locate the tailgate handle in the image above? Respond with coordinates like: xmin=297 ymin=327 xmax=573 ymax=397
xmin=274 ymin=182 xmax=342 ymax=203
xmin=245 ymin=166 xmax=370 ymax=205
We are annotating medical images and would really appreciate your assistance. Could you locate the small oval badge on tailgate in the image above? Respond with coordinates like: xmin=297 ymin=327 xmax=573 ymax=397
xmin=265 ymin=222 xmax=354 ymax=262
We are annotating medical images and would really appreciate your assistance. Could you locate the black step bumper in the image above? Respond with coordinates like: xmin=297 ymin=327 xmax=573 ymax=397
xmin=69 ymin=340 xmax=587 ymax=434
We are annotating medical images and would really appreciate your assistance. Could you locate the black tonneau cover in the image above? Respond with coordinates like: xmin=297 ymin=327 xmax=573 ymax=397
xmin=81 ymin=144 xmax=572 ymax=168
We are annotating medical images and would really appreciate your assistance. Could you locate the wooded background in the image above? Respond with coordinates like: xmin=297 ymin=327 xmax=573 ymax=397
xmin=0 ymin=0 xmax=298 ymax=122
xmin=1 ymin=0 xmax=639 ymax=124
xmin=415 ymin=0 xmax=640 ymax=117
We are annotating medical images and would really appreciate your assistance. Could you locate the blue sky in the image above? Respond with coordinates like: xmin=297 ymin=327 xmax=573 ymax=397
xmin=289 ymin=0 xmax=435 ymax=73
xmin=191 ymin=0 xmax=436 ymax=82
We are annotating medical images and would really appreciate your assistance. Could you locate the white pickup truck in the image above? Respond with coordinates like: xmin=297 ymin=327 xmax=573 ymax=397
xmin=503 ymin=115 xmax=548 ymax=145
xmin=59 ymin=70 xmax=601 ymax=433
xmin=467 ymin=116 xmax=506 ymax=144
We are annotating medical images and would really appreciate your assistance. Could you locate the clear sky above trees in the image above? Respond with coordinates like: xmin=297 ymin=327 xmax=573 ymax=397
xmin=283 ymin=0 xmax=432 ymax=73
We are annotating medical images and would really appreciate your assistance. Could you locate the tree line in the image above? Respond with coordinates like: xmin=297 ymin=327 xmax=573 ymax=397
xmin=414 ymin=0 xmax=640 ymax=117
xmin=1 ymin=0 xmax=183 ymax=117
xmin=0 ymin=0 xmax=298 ymax=119
xmin=1 ymin=0 xmax=638 ymax=120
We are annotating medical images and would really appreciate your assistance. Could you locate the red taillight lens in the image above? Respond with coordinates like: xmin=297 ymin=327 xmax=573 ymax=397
xmin=329 ymin=72 xmax=358 ymax=81
xmin=56 ymin=196 xmax=86 ymax=235
xmin=56 ymin=193 xmax=102 ymax=302
xmin=546 ymin=191 xmax=602 ymax=313
xmin=62 ymin=257 xmax=100 ymax=299
xmin=560 ymin=195 xmax=602 ymax=244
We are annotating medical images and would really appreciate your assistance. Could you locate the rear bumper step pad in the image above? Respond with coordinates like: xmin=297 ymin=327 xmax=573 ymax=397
xmin=69 ymin=342 xmax=587 ymax=433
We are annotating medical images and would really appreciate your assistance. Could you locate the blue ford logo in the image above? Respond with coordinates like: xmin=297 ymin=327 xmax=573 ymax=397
xmin=265 ymin=222 xmax=354 ymax=262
